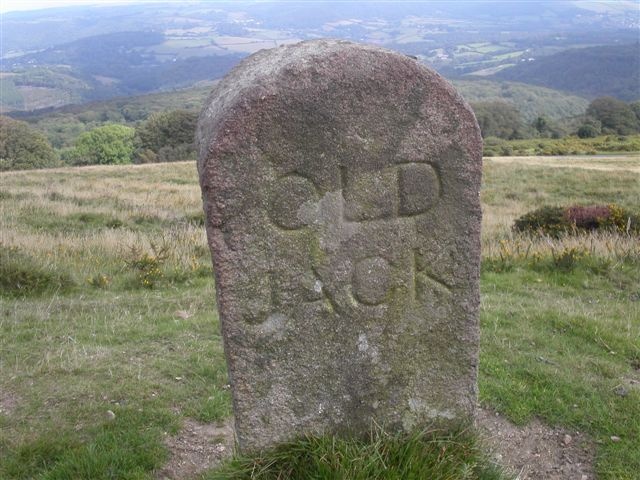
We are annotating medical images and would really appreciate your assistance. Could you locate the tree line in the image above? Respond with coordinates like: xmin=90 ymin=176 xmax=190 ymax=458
xmin=2 ymin=96 xmax=640 ymax=171
xmin=1 ymin=110 xmax=197 ymax=171
xmin=472 ymin=96 xmax=640 ymax=140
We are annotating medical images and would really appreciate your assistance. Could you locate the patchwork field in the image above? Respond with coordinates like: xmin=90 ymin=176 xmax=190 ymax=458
xmin=0 ymin=155 xmax=638 ymax=479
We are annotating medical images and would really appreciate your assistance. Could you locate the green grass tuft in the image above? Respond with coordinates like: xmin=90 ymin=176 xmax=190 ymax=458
xmin=1 ymin=434 xmax=80 ymax=479
xmin=1 ymin=409 xmax=174 ymax=480
xmin=22 ymin=209 xmax=125 ymax=233
xmin=207 ymin=426 xmax=507 ymax=480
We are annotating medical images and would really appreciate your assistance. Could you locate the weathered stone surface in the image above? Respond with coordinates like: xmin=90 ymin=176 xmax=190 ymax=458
xmin=197 ymin=39 xmax=482 ymax=452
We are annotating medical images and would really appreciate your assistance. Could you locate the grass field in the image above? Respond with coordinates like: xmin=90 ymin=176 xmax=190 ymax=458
xmin=1 ymin=156 xmax=639 ymax=478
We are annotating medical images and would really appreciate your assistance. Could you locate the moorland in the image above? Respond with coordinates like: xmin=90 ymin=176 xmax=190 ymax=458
xmin=1 ymin=155 xmax=638 ymax=478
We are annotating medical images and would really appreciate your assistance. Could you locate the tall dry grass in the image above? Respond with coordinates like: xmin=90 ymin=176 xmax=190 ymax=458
xmin=2 ymin=156 xmax=639 ymax=288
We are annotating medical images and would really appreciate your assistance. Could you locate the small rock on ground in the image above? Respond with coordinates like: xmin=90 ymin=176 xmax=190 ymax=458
xmin=476 ymin=407 xmax=596 ymax=480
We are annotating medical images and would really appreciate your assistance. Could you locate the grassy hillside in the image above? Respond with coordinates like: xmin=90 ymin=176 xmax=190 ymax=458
xmin=10 ymin=85 xmax=213 ymax=149
xmin=494 ymin=43 xmax=640 ymax=101
xmin=453 ymin=79 xmax=589 ymax=122
xmin=1 ymin=157 xmax=638 ymax=478
xmin=13 ymin=78 xmax=588 ymax=149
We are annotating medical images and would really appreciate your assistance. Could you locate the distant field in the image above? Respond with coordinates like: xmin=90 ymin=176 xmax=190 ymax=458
xmin=468 ymin=64 xmax=515 ymax=76
xmin=162 ymin=38 xmax=214 ymax=48
xmin=1 ymin=156 xmax=638 ymax=478
xmin=488 ymin=155 xmax=640 ymax=173
xmin=494 ymin=50 xmax=525 ymax=61
xmin=148 ymin=33 xmax=298 ymax=56
xmin=456 ymin=43 xmax=509 ymax=54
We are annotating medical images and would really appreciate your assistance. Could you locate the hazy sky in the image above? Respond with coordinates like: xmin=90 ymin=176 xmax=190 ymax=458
xmin=1 ymin=0 xmax=638 ymax=15
xmin=1 ymin=0 xmax=162 ymax=13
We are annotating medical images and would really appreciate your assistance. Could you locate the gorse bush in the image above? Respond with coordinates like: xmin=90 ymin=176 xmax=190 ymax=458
xmin=514 ymin=204 xmax=639 ymax=237
xmin=125 ymin=242 xmax=170 ymax=288
xmin=513 ymin=206 xmax=566 ymax=237
xmin=550 ymin=246 xmax=590 ymax=272
xmin=87 ymin=273 xmax=111 ymax=289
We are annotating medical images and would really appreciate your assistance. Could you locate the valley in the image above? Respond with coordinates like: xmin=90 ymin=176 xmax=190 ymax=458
xmin=1 ymin=1 xmax=638 ymax=113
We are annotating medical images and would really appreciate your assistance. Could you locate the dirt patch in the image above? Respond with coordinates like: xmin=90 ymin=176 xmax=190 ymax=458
xmin=0 ymin=390 xmax=19 ymax=416
xmin=476 ymin=407 xmax=595 ymax=479
xmin=156 ymin=419 xmax=234 ymax=480
xmin=617 ymin=377 xmax=640 ymax=397
xmin=158 ymin=409 xmax=597 ymax=479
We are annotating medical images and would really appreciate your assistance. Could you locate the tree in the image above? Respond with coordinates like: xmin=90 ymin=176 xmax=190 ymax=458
xmin=532 ymin=115 xmax=563 ymax=138
xmin=135 ymin=110 xmax=197 ymax=162
xmin=586 ymin=97 xmax=639 ymax=135
xmin=630 ymin=101 xmax=640 ymax=123
xmin=471 ymin=101 xmax=527 ymax=139
xmin=533 ymin=116 xmax=549 ymax=135
xmin=0 ymin=116 xmax=59 ymax=171
xmin=70 ymin=124 xmax=135 ymax=165
xmin=577 ymin=123 xmax=600 ymax=139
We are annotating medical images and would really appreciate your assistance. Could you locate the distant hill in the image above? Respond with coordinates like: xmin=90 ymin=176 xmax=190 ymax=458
xmin=12 ymin=83 xmax=213 ymax=121
xmin=0 ymin=30 xmax=243 ymax=113
xmin=493 ymin=43 xmax=640 ymax=101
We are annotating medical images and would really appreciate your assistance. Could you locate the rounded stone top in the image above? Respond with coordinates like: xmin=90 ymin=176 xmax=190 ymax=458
xmin=197 ymin=39 xmax=481 ymax=179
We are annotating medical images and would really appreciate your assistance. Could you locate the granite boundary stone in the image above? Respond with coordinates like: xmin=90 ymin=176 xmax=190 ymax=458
xmin=197 ymin=39 xmax=483 ymax=452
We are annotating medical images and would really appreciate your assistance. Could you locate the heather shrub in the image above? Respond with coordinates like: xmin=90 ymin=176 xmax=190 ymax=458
xmin=565 ymin=205 xmax=612 ymax=230
xmin=514 ymin=204 xmax=639 ymax=236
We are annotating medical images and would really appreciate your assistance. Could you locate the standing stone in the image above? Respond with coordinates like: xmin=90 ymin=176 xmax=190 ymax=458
xmin=197 ymin=39 xmax=482 ymax=452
